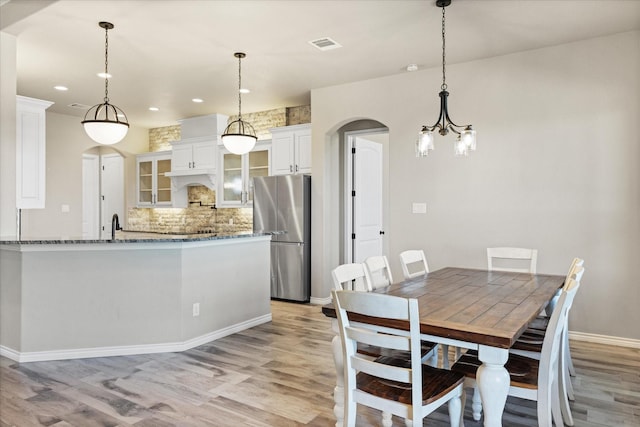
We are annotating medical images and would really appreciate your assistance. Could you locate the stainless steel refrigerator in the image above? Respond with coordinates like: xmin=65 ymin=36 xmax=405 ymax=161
xmin=253 ymin=174 xmax=311 ymax=302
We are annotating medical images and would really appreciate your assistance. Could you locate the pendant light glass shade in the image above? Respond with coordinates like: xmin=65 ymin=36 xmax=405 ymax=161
xmin=221 ymin=52 xmax=257 ymax=155
xmin=222 ymin=119 xmax=257 ymax=155
xmin=82 ymin=21 xmax=129 ymax=145
xmin=82 ymin=103 xmax=129 ymax=145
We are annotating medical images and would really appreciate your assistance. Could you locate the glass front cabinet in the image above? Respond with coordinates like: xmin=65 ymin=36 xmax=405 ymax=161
xmin=218 ymin=142 xmax=270 ymax=207
xmin=136 ymin=151 xmax=172 ymax=207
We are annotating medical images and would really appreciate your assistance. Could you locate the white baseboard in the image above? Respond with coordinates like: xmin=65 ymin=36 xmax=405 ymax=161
xmin=310 ymin=295 xmax=332 ymax=305
xmin=569 ymin=331 xmax=640 ymax=349
xmin=0 ymin=313 xmax=272 ymax=363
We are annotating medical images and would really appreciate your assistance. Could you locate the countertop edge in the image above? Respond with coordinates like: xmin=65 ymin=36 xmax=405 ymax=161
xmin=0 ymin=232 xmax=274 ymax=245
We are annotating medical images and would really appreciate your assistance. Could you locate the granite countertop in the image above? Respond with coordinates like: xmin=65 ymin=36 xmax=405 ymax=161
xmin=0 ymin=230 xmax=273 ymax=245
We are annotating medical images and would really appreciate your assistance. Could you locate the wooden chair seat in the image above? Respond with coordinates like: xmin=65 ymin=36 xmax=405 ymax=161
xmin=451 ymin=350 xmax=539 ymax=390
xmin=358 ymin=356 xmax=464 ymax=405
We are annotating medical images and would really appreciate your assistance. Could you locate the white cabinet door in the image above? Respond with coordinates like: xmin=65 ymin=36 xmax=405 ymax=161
xmin=295 ymin=130 xmax=312 ymax=174
xmin=192 ymin=140 xmax=216 ymax=170
xmin=270 ymin=124 xmax=311 ymax=175
xmin=271 ymin=133 xmax=295 ymax=175
xmin=16 ymin=96 xmax=53 ymax=209
xmin=171 ymin=144 xmax=193 ymax=172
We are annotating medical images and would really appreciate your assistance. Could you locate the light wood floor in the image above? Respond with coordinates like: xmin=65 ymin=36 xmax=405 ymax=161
xmin=1 ymin=301 xmax=639 ymax=426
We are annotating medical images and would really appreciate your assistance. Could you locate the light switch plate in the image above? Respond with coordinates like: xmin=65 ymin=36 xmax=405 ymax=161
xmin=61 ymin=204 xmax=70 ymax=213
xmin=412 ymin=203 xmax=427 ymax=214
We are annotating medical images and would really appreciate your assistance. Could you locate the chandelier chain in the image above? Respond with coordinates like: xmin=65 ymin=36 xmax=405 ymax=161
xmin=441 ymin=5 xmax=447 ymax=91
xmin=104 ymin=24 xmax=109 ymax=103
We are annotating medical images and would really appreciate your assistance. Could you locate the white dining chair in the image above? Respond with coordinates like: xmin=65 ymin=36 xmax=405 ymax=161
xmin=332 ymin=263 xmax=372 ymax=292
xmin=486 ymin=247 xmax=538 ymax=274
xmin=399 ymin=250 xmax=429 ymax=279
xmin=510 ymin=262 xmax=585 ymax=426
xmin=398 ymin=249 xmax=461 ymax=368
xmin=332 ymin=289 xmax=464 ymax=427
xmin=451 ymin=272 xmax=582 ymax=426
xmin=364 ymin=255 xmax=394 ymax=290
xmin=332 ymin=262 xmax=439 ymax=365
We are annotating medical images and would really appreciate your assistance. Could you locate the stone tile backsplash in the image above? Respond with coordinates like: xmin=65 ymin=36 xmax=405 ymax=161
xmin=128 ymin=186 xmax=253 ymax=234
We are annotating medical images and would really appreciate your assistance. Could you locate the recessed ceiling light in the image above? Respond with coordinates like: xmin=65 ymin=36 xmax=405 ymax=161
xmin=192 ymin=98 xmax=204 ymax=103
xmin=149 ymin=107 xmax=159 ymax=111
xmin=97 ymin=72 xmax=112 ymax=79
xmin=54 ymin=85 xmax=68 ymax=91
xmin=239 ymin=88 xmax=250 ymax=94
xmin=406 ymin=64 xmax=419 ymax=72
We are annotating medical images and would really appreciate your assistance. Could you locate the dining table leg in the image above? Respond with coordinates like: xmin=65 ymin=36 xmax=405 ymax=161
xmin=476 ymin=345 xmax=510 ymax=427
xmin=331 ymin=319 xmax=345 ymax=427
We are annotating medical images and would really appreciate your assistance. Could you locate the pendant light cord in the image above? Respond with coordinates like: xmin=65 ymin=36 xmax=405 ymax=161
xmin=104 ymin=24 xmax=109 ymax=103
xmin=441 ymin=5 xmax=447 ymax=91
xmin=237 ymin=54 xmax=242 ymax=120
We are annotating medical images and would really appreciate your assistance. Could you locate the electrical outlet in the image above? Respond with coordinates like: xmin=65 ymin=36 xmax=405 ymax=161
xmin=192 ymin=303 xmax=200 ymax=317
xmin=228 ymin=218 xmax=234 ymax=225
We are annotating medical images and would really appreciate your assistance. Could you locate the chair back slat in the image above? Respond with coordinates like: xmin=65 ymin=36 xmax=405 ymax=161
xmin=332 ymin=263 xmax=372 ymax=292
xmin=364 ymin=255 xmax=394 ymax=289
xmin=399 ymin=250 xmax=429 ymax=279
xmin=487 ymin=247 xmax=538 ymax=274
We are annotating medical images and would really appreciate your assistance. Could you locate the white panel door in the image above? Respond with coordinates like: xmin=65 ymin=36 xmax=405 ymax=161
xmin=82 ymin=154 xmax=100 ymax=239
xmin=353 ymin=137 xmax=383 ymax=263
xmin=101 ymin=154 xmax=124 ymax=239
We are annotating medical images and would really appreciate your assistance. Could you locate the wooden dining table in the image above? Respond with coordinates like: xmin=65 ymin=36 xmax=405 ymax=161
xmin=322 ymin=266 xmax=566 ymax=427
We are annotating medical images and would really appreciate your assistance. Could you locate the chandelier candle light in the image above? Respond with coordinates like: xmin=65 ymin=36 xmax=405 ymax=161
xmin=82 ymin=21 xmax=129 ymax=145
xmin=221 ymin=52 xmax=257 ymax=155
xmin=417 ymin=0 xmax=476 ymax=157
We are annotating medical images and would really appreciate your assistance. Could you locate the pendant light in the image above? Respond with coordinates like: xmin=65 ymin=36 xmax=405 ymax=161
xmin=221 ymin=52 xmax=257 ymax=155
xmin=417 ymin=0 xmax=476 ymax=157
xmin=82 ymin=21 xmax=129 ymax=145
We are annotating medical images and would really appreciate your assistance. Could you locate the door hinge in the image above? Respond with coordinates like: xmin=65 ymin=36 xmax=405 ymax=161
xmin=101 ymin=195 xmax=105 ymax=200
xmin=351 ymin=233 xmax=356 ymax=239
xmin=351 ymin=147 xmax=356 ymax=154
xmin=351 ymin=190 xmax=356 ymax=197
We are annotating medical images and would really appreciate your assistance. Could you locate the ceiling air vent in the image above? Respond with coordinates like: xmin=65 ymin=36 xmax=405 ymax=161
xmin=308 ymin=37 xmax=342 ymax=51
xmin=68 ymin=103 xmax=91 ymax=109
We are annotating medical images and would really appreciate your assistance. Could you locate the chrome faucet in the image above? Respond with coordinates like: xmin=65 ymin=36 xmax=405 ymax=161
xmin=111 ymin=213 xmax=122 ymax=240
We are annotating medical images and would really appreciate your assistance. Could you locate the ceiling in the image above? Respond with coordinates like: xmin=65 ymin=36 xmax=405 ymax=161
xmin=2 ymin=0 xmax=640 ymax=129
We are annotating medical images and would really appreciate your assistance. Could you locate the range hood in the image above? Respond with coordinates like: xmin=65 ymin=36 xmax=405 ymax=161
xmin=166 ymin=113 xmax=228 ymax=194
xmin=166 ymin=171 xmax=216 ymax=191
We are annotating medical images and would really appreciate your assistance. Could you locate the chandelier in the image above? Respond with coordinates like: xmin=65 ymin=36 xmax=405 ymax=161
xmin=82 ymin=22 xmax=129 ymax=145
xmin=417 ymin=0 xmax=476 ymax=157
xmin=221 ymin=52 xmax=257 ymax=155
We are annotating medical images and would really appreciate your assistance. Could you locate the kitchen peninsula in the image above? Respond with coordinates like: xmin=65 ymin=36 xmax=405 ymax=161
xmin=0 ymin=232 xmax=271 ymax=362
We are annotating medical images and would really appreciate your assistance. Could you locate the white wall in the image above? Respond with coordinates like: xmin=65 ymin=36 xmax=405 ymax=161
xmin=311 ymin=31 xmax=640 ymax=340
xmin=19 ymin=112 xmax=148 ymax=238
xmin=0 ymin=32 xmax=17 ymax=238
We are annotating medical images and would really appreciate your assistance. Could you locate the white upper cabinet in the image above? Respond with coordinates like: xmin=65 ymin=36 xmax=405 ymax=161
xmin=16 ymin=96 xmax=53 ymax=209
xmin=136 ymin=151 xmax=172 ymax=207
xmin=168 ymin=137 xmax=217 ymax=175
xmin=270 ymin=124 xmax=311 ymax=175
xmin=218 ymin=142 xmax=271 ymax=207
